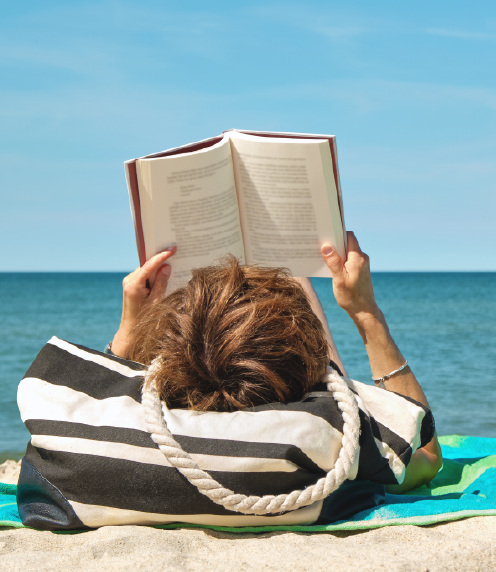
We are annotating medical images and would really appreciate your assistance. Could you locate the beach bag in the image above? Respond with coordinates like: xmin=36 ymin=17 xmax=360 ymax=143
xmin=17 ymin=337 xmax=435 ymax=530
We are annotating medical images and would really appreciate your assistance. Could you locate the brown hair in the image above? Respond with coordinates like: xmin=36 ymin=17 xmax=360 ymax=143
xmin=129 ymin=256 xmax=330 ymax=411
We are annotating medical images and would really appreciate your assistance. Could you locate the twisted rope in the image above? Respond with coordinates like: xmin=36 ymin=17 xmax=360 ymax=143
xmin=141 ymin=364 xmax=360 ymax=515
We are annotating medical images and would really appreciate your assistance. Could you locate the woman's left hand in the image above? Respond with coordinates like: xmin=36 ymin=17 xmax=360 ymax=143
xmin=111 ymin=247 xmax=177 ymax=358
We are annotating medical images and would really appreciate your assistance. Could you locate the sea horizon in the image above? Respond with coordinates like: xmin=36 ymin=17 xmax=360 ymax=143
xmin=1 ymin=270 xmax=495 ymax=274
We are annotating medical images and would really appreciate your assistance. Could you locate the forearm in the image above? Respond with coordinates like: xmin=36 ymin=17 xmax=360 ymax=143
xmin=352 ymin=305 xmax=442 ymax=488
xmin=111 ymin=325 xmax=134 ymax=359
xmin=385 ymin=447 xmax=443 ymax=494
xmin=351 ymin=306 xmax=429 ymax=407
xmin=294 ymin=277 xmax=348 ymax=377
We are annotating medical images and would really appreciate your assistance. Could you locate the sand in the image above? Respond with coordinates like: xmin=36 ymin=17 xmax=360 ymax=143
xmin=2 ymin=460 xmax=496 ymax=571
xmin=0 ymin=460 xmax=21 ymax=485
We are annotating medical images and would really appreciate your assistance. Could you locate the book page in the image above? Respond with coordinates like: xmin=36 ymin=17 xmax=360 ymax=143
xmin=228 ymin=132 xmax=345 ymax=277
xmin=137 ymin=136 xmax=245 ymax=290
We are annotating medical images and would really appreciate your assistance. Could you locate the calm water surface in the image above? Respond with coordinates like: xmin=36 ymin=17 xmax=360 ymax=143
xmin=1 ymin=272 xmax=495 ymax=462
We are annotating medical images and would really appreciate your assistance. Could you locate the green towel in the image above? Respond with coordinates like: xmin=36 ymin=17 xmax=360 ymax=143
xmin=2 ymin=436 xmax=495 ymax=532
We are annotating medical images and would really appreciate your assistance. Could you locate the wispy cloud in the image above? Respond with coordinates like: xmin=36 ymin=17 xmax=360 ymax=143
xmin=233 ymin=78 xmax=496 ymax=114
xmin=376 ymin=80 xmax=496 ymax=110
xmin=247 ymin=3 xmax=375 ymax=45
xmin=311 ymin=25 xmax=369 ymax=44
xmin=250 ymin=4 xmax=496 ymax=45
xmin=0 ymin=3 xmax=226 ymax=79
xmin=425 ymin=28 xmax=496 ymax=41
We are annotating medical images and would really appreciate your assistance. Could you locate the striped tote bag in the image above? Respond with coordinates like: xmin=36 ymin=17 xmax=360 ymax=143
xmin=17 ymin=337 xmax=434 ymax=530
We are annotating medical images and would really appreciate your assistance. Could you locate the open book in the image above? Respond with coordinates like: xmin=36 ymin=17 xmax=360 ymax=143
xmin=125 ymin=129 xmax=346 ymax=290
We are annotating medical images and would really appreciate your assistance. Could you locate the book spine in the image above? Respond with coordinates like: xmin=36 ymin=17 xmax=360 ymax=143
xmin=124 ymin=160 xmax=147 ymax=266
xmin=141 ymin=135 xmax=224 ymax=160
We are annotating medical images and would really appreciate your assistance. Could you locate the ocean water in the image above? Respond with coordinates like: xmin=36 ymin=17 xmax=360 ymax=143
xmin=0 ymin=272 xmax=495 ymax=462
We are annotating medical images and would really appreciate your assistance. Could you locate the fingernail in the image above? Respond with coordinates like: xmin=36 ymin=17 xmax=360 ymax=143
xmin=162 ymin=265 xmax=171 ymax=277
xmin=321 ymin=244 xmax=333 ymax=257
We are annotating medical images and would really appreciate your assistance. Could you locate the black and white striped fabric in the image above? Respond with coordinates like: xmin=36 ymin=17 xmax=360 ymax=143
xmin=17 ymin=337 xmax=434 ymax=530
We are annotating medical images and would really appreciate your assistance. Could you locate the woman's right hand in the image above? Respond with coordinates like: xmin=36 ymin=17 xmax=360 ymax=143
xmin=321 ymin=232 xmax=379 ymax=320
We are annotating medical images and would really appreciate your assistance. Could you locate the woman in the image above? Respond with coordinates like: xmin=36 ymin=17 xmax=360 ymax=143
xmin=109 ymin=232 xmax=442 ymax=493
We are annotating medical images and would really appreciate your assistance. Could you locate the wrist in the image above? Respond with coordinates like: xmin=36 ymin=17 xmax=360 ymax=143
xmin=111 ymin=326 xmax=135 ymax=359
xmin=348 ymin=306 xmax=392 ymax=346
xmin=110 ymin=339 xmax=131 ymax=359
xmin=347 ymin=305 xmax=384 ymax=328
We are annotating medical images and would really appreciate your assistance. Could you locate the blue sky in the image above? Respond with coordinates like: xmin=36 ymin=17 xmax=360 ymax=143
xmin=1 ymin=1 xmax=495 ymax=271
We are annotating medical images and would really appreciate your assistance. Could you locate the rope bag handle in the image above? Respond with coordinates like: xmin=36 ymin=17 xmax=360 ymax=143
xmin=141 ymin=365 xmax=361 ymax=515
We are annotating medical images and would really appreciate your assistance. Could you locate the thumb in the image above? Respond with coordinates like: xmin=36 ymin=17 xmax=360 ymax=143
xmin=150 ymin=264 xmax=171 ymax=302
xmin=321 ymin=244 xmax=344 ymax=279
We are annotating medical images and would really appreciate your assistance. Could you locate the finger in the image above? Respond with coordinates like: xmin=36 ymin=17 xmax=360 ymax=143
xmin=138 ymin=247 xmax=177 ymax=283
xmin=148 ymin=247 xmax=177 ymax=289
xmin=321 ymin=243 xmax=344 ymax=279
xmin=345 ymin=232 xmax=364 ymax=260
xmin=344 ymin=231 xmax=370 ymax=271
xmin=149 ymin=264 xmax=172 ymax=302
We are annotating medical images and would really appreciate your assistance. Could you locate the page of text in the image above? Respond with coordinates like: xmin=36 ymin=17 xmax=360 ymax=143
xmin=137 ymin=136 xmax=245 ymax=290
xmin=229 ymin=133 xmax=345 ymax=277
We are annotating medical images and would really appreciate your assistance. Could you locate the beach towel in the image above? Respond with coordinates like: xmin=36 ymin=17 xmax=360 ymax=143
xmin=1 ymin=435 xmax=495 ymax=531
xmin=13 ymin=337 xmax=434 ymax=530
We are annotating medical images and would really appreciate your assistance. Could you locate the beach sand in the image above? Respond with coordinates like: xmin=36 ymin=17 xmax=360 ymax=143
xmin=2 ymin=460 xmax=495 ymax=571
xmin=0 ymin=460 xmax=21 ymax=485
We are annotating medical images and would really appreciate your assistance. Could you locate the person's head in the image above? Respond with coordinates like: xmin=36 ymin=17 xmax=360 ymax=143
xmin=129 ymin=256 xmax=330 ymax=411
